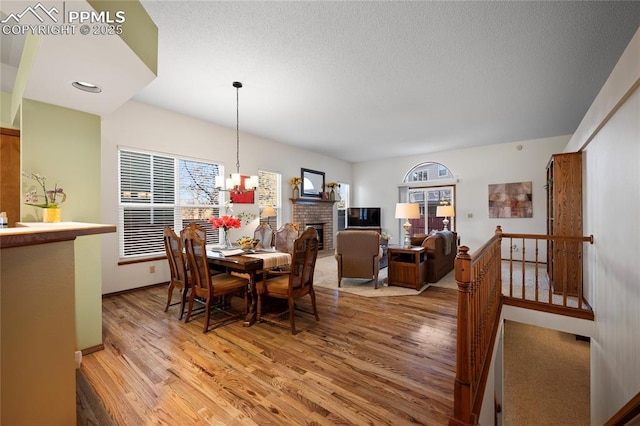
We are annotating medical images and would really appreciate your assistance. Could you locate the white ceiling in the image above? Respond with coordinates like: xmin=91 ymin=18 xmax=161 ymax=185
xmin=0 ymin=1 xmax=156 ymax=117
xmin=3 ymin=2 xmax=639 ymax=163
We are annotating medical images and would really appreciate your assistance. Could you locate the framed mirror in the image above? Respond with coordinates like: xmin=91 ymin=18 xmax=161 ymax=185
xmin=301 ymin=168 xmax=325 ymax=197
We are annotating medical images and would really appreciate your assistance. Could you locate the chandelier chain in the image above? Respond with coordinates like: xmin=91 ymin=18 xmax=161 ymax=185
xmin=235 ymin=83 xmax=240 ymax=174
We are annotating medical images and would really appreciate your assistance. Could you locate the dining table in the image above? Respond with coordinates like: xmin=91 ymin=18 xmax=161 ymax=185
xmin=206 ymin=246 xmax=291 ymax=326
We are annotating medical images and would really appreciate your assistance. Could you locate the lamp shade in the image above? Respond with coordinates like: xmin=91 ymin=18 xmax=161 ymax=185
xmin=395 ymin=203 xmax=420 ymax=219
xmin=436 ymin=205 xmax=455 ymax=218
xmin=260 ymin=206 xmax=276 ymax=218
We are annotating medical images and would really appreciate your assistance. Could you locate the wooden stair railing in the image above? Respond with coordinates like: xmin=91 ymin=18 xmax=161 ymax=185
xmin=449 ymin=226 xmax=595 ymax=425
xmin=450 ymin=227 xmax=504 ymax=425
xmin=605 ymin=391 xmax=640 ymax=426
xmin=501 ymin=231 xmax=594 ymax=320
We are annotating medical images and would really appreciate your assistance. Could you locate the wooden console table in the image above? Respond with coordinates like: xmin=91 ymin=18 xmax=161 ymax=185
xmin=387 ymin=245 xmax=428 ymax=290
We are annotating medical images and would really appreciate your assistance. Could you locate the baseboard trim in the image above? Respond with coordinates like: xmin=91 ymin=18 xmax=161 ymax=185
xmin=103 ymin=282 xmax=167 ymax=298
xmin=81 ymin=343 xmax=105 ymax=356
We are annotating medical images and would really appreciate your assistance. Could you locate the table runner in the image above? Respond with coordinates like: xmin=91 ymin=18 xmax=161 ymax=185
xmin=243 ymin=252 xmax=291 ymax=269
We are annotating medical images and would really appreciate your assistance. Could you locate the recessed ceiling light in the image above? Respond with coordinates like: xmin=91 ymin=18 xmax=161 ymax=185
xmin=72 ymin=81 xmax=102 ymax=93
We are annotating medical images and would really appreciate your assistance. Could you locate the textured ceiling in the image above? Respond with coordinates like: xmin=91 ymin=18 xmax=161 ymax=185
xmin=5 ymin=1 xmax=638 ymax=163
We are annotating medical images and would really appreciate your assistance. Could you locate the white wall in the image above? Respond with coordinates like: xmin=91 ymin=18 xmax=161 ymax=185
xmin=100 ymin=100 xmax=351 ymax=294
xmin=566 ymin=27 xmax=640 ymax=424
xmin=352 ymin=136 xmax=569 ymax=253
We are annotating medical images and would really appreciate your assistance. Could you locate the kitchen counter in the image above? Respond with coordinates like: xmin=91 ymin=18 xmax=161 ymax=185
xmin=1 ymin=221 xmax=115 ymax=425
xmin=0 ymin=221 xmax=116 ymax=248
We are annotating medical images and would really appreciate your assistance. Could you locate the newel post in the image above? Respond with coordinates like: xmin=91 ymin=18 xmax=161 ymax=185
xmin=450 ymin=245 xmax=474 ymax=425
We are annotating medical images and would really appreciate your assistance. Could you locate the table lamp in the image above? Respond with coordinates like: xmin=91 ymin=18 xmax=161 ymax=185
xmin=260 ymin=206 xmax=276 ymax=220
xmin=395 ymin=203 xmax=420 ymax=248
xmin=436 ymin=205 xmax=455 ymax=231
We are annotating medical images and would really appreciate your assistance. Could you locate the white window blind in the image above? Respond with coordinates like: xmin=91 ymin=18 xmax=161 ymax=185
xmin=118 ymin=149 xmax=223 ymax=260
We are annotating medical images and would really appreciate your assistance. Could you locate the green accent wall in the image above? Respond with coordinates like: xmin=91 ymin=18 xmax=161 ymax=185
xmin=21 ymin=100 xmax=103 ymax=351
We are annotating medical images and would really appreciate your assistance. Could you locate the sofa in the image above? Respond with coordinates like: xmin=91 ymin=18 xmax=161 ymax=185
xmin=410 ymin=230 xmax=458 ymax=283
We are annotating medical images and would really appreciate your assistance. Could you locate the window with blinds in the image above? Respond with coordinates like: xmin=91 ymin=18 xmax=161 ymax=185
xmin=119 ymin=149 xmax=223 ymax=260
xmin=258 ymin=170 xmax=280 ymax=229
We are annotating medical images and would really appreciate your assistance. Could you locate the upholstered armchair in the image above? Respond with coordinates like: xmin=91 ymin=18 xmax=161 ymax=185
xmin=335 ymin=230 xmax=383 ymax=289
xmin=410 ymin=231 xmax=457 ymax=283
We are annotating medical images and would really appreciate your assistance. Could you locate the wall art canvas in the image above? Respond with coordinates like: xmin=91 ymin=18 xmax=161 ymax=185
xmin=488 ymin=181 xmax=533 ymax=218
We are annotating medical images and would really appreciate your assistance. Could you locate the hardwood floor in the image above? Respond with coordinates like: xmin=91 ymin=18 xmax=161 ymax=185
xmin=80 ymin=284 xmax=458 ymax=425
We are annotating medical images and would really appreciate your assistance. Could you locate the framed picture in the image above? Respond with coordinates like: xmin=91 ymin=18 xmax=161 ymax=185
xmin=488 ymin=181 xmax=533 ymax=218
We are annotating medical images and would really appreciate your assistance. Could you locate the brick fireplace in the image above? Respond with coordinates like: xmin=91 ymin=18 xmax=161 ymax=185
xmin=291 ymin=198 xmax=336 ymax=251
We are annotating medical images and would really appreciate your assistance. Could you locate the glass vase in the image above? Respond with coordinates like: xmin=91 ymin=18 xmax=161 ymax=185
xmin=222 ymin=228 xmax=232 ymax=248
xmin=292 ymin=185 xmax=300 ymax=199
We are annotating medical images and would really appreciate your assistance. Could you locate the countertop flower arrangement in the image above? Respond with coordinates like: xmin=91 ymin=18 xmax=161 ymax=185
xmin=208 ymin=215 xmax=241 ymax=231
xmin=289 ymin=177 xmax=302 ymax=186
xmin=22 ymin=171 xmax=67 ymax=208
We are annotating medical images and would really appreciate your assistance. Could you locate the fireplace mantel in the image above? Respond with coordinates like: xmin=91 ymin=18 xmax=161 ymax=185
xmin=290 ymin=198 xmax=337 ymax=205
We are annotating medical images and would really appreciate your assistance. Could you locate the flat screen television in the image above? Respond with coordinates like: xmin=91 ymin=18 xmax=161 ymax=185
xmin=347 ymin=207 xmax=381 ymax=229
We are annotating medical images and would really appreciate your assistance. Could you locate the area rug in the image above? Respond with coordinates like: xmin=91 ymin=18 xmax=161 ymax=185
xmin=313 ymin=255 xmax=582 ymax=307
xmin=312 ymin=255 xmax=455 ymax=297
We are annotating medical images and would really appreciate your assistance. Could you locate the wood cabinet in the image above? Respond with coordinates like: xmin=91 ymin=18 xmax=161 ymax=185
xmin=546 ymin=152 xmax=583 ymax=296
xmin=387 ymin=246 xmax=427 ymax=290
xmin=0 ymin=128 xmax=20 ymax=227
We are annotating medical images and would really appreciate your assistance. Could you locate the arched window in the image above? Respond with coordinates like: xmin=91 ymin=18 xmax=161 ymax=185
xmin=401 ymin=162 xmax=456 ymax=234
xmin=403 ymin=162 xmax=453 ymax=183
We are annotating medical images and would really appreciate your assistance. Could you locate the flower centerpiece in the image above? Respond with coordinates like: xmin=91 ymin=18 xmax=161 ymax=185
xmin=22 ymin=171 xmax=67 ymax=222
xmin=289 ymin=176 xmax=302 ymax=198
xmin=208 ymin=215 xmax=242 ymax=248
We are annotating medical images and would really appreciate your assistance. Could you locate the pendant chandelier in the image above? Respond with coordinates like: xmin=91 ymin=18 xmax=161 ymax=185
xmin=215 ymin=81 xmax=258 ymax=194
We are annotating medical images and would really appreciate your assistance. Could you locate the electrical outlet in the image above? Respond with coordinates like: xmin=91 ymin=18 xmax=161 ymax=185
xmin=149 ymin=265 xmax=156 ymax=273
xmin=512 ymin=244 xmax=518 ymax=252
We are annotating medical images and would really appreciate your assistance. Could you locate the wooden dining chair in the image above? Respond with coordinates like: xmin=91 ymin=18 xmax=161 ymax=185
xmin=257 ymin=227 xmax=320 ymax=334
xmin=163 ymin=226 xmax=189 ymax=320
xmin=180 ymin=221 xmax=207 ymax=242
xmin=183 ymin=226 xmax=249 ymax=332
xmin=274 ymin=223 xmax=298 ymax=255
xmin=254 ymin=222 xmax=274 ymax=249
